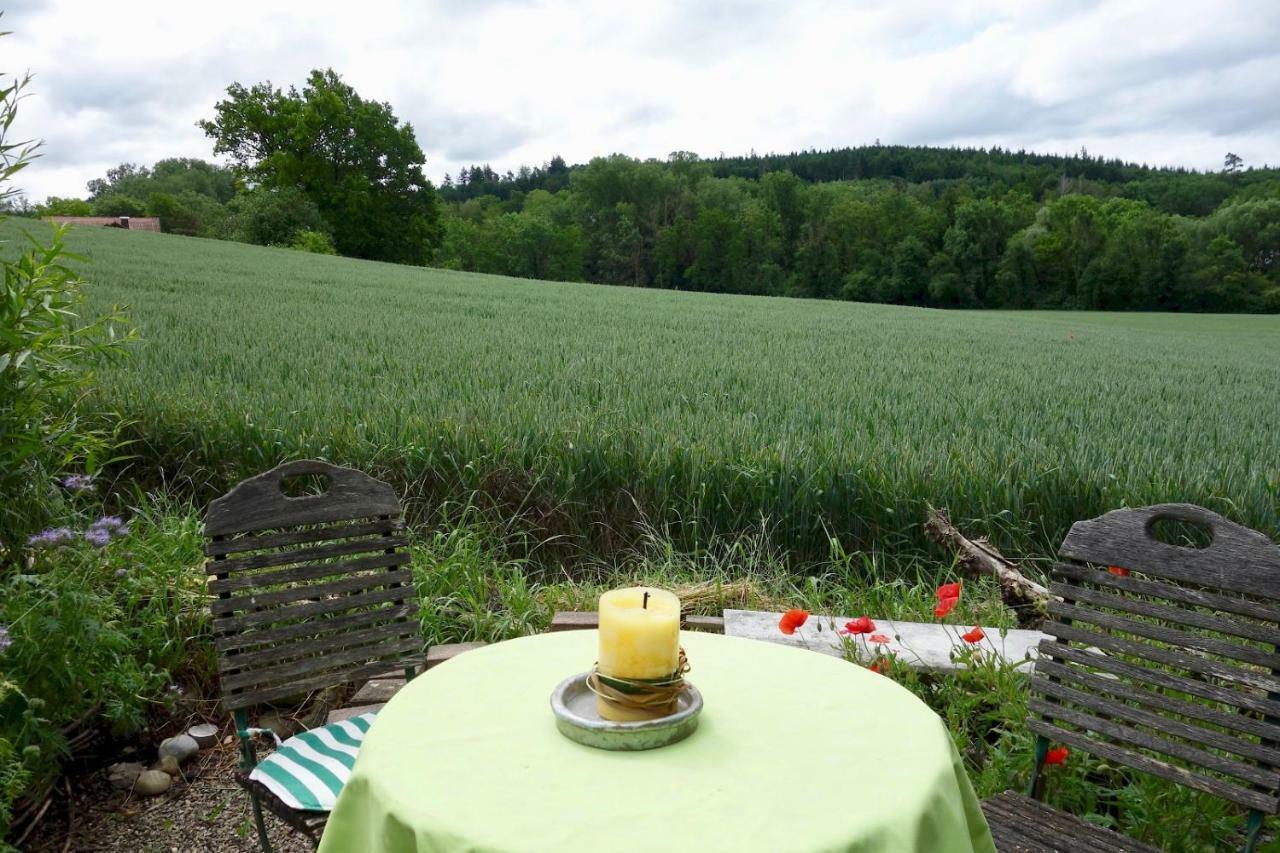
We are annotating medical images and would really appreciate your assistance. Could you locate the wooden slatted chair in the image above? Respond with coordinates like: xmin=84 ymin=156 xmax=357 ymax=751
xmin=982 ymin=503 xmax=1280 ymax=852
xmin=203 ymin=460 xmax=426 ymax=850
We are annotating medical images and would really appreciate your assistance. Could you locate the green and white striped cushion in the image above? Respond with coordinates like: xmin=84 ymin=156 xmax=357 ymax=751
xmin=249 ymin=713 xmax=375 ymax=811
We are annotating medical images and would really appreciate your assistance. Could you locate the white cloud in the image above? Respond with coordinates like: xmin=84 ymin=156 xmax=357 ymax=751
xmin=5 ymin=0 xmax=1279 ymax=201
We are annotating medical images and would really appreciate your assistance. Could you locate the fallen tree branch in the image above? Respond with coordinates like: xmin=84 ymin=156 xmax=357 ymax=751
xmin=924 ymin=506 xmax=1053 ymax=627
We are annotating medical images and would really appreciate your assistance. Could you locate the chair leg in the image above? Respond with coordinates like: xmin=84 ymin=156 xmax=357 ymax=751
xmin=1026 ymin=735 xmax=1050 ymax=800
xmin=1244 ymin=809 xmax=1264 ymax=853
xmin=250 ymin=791 xmax=274 ymax=853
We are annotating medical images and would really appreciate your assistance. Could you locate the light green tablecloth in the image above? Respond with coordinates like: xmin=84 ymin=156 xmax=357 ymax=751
xmin=318 ymin=630 xmax=995 ymax=853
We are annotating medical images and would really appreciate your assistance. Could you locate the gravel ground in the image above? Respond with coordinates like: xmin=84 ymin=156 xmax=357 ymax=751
xmin=25 ymin=742 xmax=313 ymax=853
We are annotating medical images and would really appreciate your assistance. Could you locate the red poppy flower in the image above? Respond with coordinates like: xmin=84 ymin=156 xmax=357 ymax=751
xmin=844 ymin=616 xmax=876 ymax=635
xmin=869 ymin=659 xmax=890 ymax=675
xmin=936 ymin=582 xmax=962 ymax=601
xmin=778 ymin=608 xmax=809 ymax=635
xmin=1108 ymin=565 xmax=1130 ymax=577
xmin=961 ymin=627 xmax=985 ymax=644
xmin=1044 ymin=746 xmax=1069 ymax=766
xmin=934 ymin=596 xmax=958 ymax=618
xmin=868 ymin=633 xmax=891 ymax=644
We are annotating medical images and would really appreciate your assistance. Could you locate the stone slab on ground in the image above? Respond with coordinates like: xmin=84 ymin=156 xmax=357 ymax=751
xmin=724 ymin=609 xmax=1047 ymax=671
xmin=326 ymin=702 xmax=386 ymax=724
xmin=350 ymin=678 xmax=403 ymax=705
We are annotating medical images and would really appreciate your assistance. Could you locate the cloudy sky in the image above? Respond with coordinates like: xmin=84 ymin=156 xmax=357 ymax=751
xmin=4 ymin=0 xmax=1279 ymax=201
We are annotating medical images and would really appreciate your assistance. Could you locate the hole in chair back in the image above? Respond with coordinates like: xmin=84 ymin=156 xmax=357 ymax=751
xmin=280 ymin=472 xmax=332 ymax=498
xmin=1148 ymin=516 xmax=1214 ymax=550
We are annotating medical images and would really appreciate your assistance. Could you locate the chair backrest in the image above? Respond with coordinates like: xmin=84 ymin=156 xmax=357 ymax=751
xmin=1030 ymin=503 xmax=1280 ymax=814
xmin=203 ymin=460 xmax=422 ymax=712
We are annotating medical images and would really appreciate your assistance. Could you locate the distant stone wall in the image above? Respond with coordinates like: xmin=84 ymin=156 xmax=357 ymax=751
xmin=45 ymin=216 xmax=162 ymax=232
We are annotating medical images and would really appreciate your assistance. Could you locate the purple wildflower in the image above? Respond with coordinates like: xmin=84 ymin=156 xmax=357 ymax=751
xmin=92 ymin=515 xmax=125 ymax=531
xmin=27 ymin=527 xmax=76 ymax=548
xmin=84 ymin=527 xmax=112 ymax=547
xmin=62 ymin=474 xmax=95 ymax=492
xmin=0 ymin=624 xmax=10 ymax=653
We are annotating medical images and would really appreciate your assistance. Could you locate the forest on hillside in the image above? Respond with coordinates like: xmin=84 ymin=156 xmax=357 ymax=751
xmin=439 ymin=148 xmax=1280 ymax=312
xmin=17 ymin=66 xmax=1279 ymax=313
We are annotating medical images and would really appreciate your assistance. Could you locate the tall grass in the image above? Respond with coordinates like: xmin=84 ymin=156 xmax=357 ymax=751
xmin=9 ymin=221 xmax=1277 ymax=568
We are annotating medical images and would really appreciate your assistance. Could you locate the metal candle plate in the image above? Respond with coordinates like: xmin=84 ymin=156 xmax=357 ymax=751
xmin=550 ymin=672 xmax=702 ymax=751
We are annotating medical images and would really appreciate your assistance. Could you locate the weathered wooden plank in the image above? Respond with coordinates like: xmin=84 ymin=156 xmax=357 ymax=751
xmin=1038 ymin=640 xmax=1280 ymax=720
xmin=1033 ymin=657 xmax=1280 ymax=747
xmin=223 ymin=634 xmax=423 ymax=693
xmin=725 ymin=609 xmax=1045 ymax=672
xmin=1031 ymin=677 xmax=1280 ymax=771
xmin=1045 ymin=600 xmax=1280 ymax=670
xmin=210 ymin=535 xmax=409 ymax=575
xmin=211 ymin=567 xmax=415 ymax=616
xmin=214 ymin=602 xmax=417 ymax=652
xmin=1059 ymin=504 xmax=1280 ymax=601
xmin=205 ymin=460 xmax=401 ymax=537
xmin=1051 ymin=579 xmax=1280 ymax=648
xmin=981 ymin=795 xmax=1129 ymax=853
xmin=213 ymin=586 xmax=413 ymax=634
xmin=981 ymin=792 xmax=1157 ymax=853
xmin=425 ymin=642 xmax=487 ymax=670
xmin=217 ymin=619 xmax=421 ymax=674
xmin=1029 ymin=697 xmax=1279 ymax=787
xmin=1051 ymin=562 xmax=1280 ymax=625
xmin=684 ymin=614 xmax=725 ymax=633
xmin=208 ymin=551 xmax=410 ymax=595
xmin=1041 ymin=621 xmax=1280 ymax=695
xmin=549 ymin=612 xmax=597 ymax=632
xmin=205 ymin=518 xmax=403 ymax=557
xmin=224 ymin=655 xmax=422 ymax=711
xmin=1027 ymin=718 xmax=1278 ymax=812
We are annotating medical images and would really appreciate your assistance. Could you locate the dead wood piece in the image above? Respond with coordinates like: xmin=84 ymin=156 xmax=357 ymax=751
xmin=924 ymin=507 xmax=1051 ymax=626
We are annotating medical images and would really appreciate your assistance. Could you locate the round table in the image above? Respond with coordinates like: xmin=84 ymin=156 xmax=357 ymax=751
xmin=318 ymin=631 xmax=995 ymax=852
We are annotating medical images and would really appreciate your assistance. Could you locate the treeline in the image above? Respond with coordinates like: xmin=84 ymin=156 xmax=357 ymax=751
xmin=20 ymin=69 xmax=441 ymax=263
xmin=26 ymin=158 xmax=342 ymax=254
xmin=15 ymin=96 xmax=1280 ymax=312
xmin=436 ymin=149 xmax=1280 ymax=312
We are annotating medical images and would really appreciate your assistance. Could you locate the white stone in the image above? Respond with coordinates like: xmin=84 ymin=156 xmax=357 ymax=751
xmin=187 ymin=723 xmax=219 ymax=749
xmin=154 ymin=755 xmax=182 ymax=776
xmin=107 ymin=761 xmax=144 ymax=790
xmin=158 ymin=734 xmax=199 ymax=763
xmin=133 ymin=769 xmax=172 ymax=796
xmin=723 ymin=609 xmax=1047 ymax=672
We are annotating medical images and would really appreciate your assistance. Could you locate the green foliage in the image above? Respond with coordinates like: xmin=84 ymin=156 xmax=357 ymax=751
xmin=146 ymin=190 xmax=228 ymax=237
xmin=90 ymin=193 xmax=148 ymax=218
xmin=21 ymin=221 xmax=1279 ymax=568
xmin=200 ymin=68 xmax=443 ymax=264
xmin=0 ymin=498 xmax=212 ymax=838
xmin=434 ymin=151 xmax=1280 ymax=313
xmin=289 ymin=228 xmax=337 ymax=255
xmin=0 ymin=67 xmax=136 ymax=548
xmin=86 ymin=158 xmax=236 ymax=205
xmin=221 ymin=186 xmax=327 ymax=246
xmin=34 ymin=196 xmax=91 ymax=216
xmin=0 ymin=224 xmax=135 ymax=544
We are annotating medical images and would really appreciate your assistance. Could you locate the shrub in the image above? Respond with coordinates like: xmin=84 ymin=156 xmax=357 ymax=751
xmin=146 ymin=190 xmax=228 ymax=237
xmin=0 ymin=499 xmax=212 ymax=840
xmin=90 ymin=193 xmax=147 ymax=218
xmin=290 ymin=228 xmax=338 ymax=255
xmin=221 ymin=186 xmax=328 ymax=247
xmin=33 ymin=196 xmax=92 ymax=216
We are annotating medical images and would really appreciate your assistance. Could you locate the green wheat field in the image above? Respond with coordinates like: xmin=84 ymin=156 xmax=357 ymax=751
xmin=16 ymin=220 xmax=1280 ymax=565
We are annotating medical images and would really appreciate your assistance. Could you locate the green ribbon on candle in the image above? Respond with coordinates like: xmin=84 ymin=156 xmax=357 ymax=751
xmin=587 ymin=648 xmax=691 ymax=713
